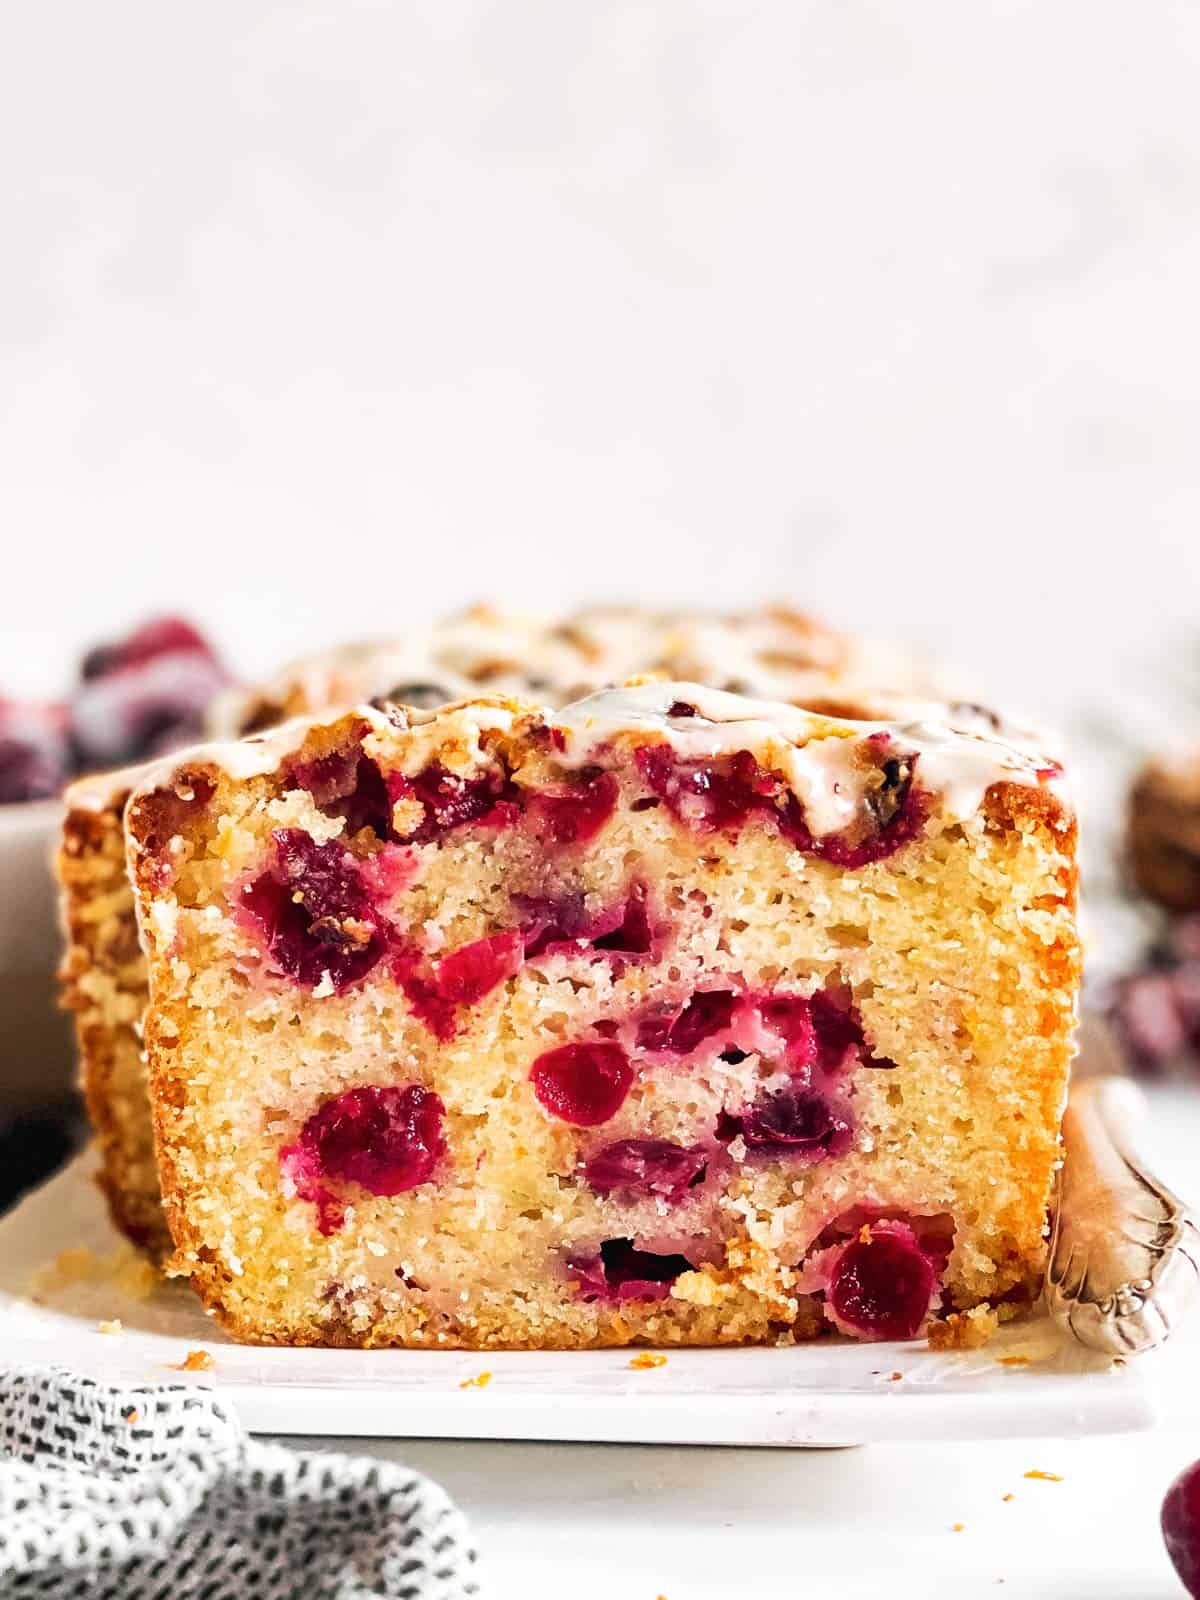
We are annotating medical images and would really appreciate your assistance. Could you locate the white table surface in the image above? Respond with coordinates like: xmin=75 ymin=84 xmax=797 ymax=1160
xmin=274 ymin=1086 xmax=1200 ymax=1599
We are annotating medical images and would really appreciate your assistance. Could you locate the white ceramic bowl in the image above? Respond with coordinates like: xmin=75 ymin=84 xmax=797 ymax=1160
xmin=0 ymin=799 xmax=76 ymax=1113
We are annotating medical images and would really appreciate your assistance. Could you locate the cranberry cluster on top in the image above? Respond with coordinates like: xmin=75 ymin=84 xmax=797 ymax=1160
xmin=0 ymin=617 xmax=226 ymax=804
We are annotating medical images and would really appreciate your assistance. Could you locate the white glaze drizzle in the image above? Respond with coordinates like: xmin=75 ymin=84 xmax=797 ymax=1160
xmin=100 ymin=678 xmax=1064 ymax=848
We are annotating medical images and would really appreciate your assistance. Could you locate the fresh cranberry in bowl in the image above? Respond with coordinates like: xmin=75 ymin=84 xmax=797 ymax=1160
xmin=1163 ymin=1459 xmax=1200 ymax=1597
xmin=0 ymin=703 xmax=72 ymax=804
xmin=69 ymin=615 xmax=226 ymax=769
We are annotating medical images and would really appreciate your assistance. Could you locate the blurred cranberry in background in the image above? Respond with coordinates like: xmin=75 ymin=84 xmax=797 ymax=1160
xmin=1108 ymin=914 xmax=1200 ymax=1077
xmin=0 ymin=702 xmax=73 ymax=804
xmin=1163 ymin=1458 xmax=1200 ymax=1596
xmin=69 ymin=615 xmax=226 ymax=769
xmin=0 ymin=616 xmax=228 ymax=804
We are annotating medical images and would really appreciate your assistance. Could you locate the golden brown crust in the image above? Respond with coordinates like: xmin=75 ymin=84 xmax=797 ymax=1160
xmin=57 ymin=794 xmax=170 ymax=1257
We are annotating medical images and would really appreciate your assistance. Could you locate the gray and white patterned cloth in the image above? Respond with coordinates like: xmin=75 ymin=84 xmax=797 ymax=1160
xmin=0 ymin=1367 xmax=480 ymax=1599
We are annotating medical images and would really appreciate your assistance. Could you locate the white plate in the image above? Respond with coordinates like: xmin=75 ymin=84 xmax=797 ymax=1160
xmin=0 ymin=1151 xmax=1154 ymax=1447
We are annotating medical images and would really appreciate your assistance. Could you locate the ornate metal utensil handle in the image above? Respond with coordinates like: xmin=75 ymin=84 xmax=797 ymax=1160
xmin=1047 ymin=1017 xmax=1200 ymax=1355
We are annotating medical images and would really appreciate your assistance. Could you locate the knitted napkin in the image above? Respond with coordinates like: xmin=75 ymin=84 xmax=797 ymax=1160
xmin=0 ymin=1367 xmax=480 ymax=1599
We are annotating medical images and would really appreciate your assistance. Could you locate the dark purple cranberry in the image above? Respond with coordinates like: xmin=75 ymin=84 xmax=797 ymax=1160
xmin=390 ymin=762 xmax=519 ymax=843
xmin=240 ymin=829 xmax=389 ymax=991
xmin=1163 ymin=1459 xmax=1200 ymax=1597
xmin=289 ymin=748 xmax=393 ymax=840
xmin=286 ymin=1084 xmax=446 ymax=1210
xmin=719 ymin=1084 xmax=852 ymax=1160
xmin=528 ymin=770 xmax=619 ymax=846
xmin=519 ymin=885 xmax=653 ymax=961
xmin=589 ymin=883 xmax=653 ymax=956
xmin=0 ymin=703 xmax=72 ymax=803
xmin=530 ymin=1041 xmax=634 ymax=1125
xmin=828 ymin=1225 xmax=937 ymax=1340
xmin=584 ymin=1138 xmax=708 ymax=1201
xmin=809 ymin=990 xmax=865 ymax=1071
xmin=568 ymin=1237 xmax=695 ymax=1302
xmin=637 ymin=989 xmax=739 ymax=1053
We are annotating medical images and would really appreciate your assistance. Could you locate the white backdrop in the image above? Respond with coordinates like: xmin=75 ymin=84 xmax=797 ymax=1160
xmin=4 ymin=2 xmax=1200 ymax=725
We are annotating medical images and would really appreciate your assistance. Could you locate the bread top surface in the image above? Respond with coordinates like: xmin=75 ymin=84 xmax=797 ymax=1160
xmin=208 ymin=603 xmax=955 ymax=738
xmin=124 ymin=677 xmax=1072 ymax=853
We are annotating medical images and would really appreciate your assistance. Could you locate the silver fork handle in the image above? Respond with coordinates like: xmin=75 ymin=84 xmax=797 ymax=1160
xmin=1047 ymin=1070 xmax=1200 ymax=1355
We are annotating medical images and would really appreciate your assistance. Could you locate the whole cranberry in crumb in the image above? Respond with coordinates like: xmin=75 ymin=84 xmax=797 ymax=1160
xmin=1163 ymin=1459 xmax=1200 ymax=1596
xmin=530 ymin=1041 xmax=634 ymax=1125
xmin=828 ymin=1225 xmax=937 ymax=1340
xmin=292 ymin=1084 xmax=447 ymax=1199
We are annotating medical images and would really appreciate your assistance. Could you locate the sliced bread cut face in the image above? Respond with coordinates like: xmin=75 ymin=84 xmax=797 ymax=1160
xmin=124 ymin=682 xmax=1078 ymax=1349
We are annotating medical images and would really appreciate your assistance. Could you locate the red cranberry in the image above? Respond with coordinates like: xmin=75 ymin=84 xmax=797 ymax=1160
xmin=568 ymin=1237 xmax=695 ymax=1302
xmin=718 ymin=1084 xmax=852 ymax=1160
xmin=0 ymin=702 xmax=72 ymax=803
xmin=436 ymin=931 xmax=524 ymax=1006
xmin=759 ymin=994 xmax=818 ymax=1072
xmin=393 ymin=932 xmax=522 ymax=1040
xmin=528 ymin=770 xmax=619 ymax=846
xmin=389 ymin=762 xmax=519 ymax=843
xmin=285 ymin=1084 xmax=446 ymax=1218
xmin=637 ymin=989 xmax=739 ymax=1054
xmin=1163 ymin=1459 xmax=1200 ymax=1596
xmin=289 ymin=748 xmax=393 ymax=840
xmin=80 ymin=616 xmax=215 ymax=680
xmin=240 ymin=829 xmax=389 ymax=991
xmin=584 ymin=1138 xmax=708 ymax=1201
xmin=530 ymin=1041 xmax=634 ymax=1125
xmin=828 ymin=1225 xmax=937 ymax=1340
xmin=635 ymin=744 xmax=778 ymax=833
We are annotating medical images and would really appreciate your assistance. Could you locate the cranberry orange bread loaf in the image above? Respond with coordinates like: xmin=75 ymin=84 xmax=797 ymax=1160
xmin=123 ymin=683 xmax=1077 ymax=1348
xmin=59 ymin=602 xmax=950 ymax=1257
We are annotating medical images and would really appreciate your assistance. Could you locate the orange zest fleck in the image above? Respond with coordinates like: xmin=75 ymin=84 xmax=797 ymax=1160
xmin=951 ymin=1523 xmax=965 ymax=1533
xmin=889 ymin=1370 xmax=903 ymax=1382
xmin=1024 ymin=1469 xmax=1063 ymax=1482
xmin=1002 ymin=1493 xmax=1015 ymax=1503
xmin=175 ymin=1349 xmax=214 ymax=1372
xmin=998 ymin=1355 xmax=1031 ymax=1366
xmin=459 ymin=1371 xmax=493 ymax=1390
xmin=629 ymin=1352 xmax=668 ymax=1371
